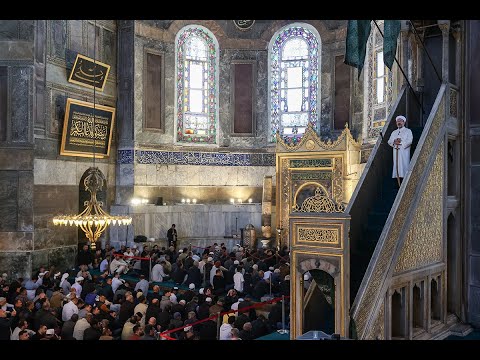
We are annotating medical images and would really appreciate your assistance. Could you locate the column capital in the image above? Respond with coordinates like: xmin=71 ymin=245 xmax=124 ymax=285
xmin=437 ymin=20 xmax=450 ymax=34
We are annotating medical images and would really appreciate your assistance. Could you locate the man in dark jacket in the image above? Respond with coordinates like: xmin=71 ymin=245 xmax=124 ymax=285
xmin=185 ymin=262 xmax=202 ymax=289
xmin=167 ymin=224 xmax=177 ymax=250
xmin=251 ymin=314 xmax=270 ymax=339
xmin=61 ymin=313 xmax=78 ymax=340
xmin=0 ymin=309 xmax=15 ymax=340
xmin=77 ymin=244 xmax=94 ymax=267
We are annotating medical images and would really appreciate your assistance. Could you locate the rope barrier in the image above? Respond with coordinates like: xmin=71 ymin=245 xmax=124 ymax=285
xmin=160 ymin=295 xmax=290 ymax=336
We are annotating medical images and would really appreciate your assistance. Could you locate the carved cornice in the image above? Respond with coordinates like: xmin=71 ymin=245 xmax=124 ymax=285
xmin=293 ymin=187 xmax=345 ymax=213
xmin=275 ymin=123 xmax=361 ymax=153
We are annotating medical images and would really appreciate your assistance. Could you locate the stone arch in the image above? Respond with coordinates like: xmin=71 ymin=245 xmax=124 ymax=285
xmin=298 ymin=257 xmax=339 ymax=277
xmin=391 ymin=288 xmax=406 ymax=338
xmin=174 ymin=24 xmax=220 ymax=145
xmin=167 ymin=20 xmax=227 ymax=46
xmin=261 ymin=20 xmax=331 ymax=44
xmin=447 ymin=212 xmax=460 ymax=315
xmin=267 ymin=22 xmax=322 ymax=140
xmin=431 ymin=277 xmax=441 ymax=322
xmin=412 ymin=282 xmax=424 ymax=332
xmin=295 ymin=257 xmax=341 ymax=336
xmin=292 ymin=182 xmax=328 ymax=209
xmin=302 ymin=268 xmax=335 ymax=334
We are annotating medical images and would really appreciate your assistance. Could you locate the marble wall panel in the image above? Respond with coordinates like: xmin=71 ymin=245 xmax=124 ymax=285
xmin=31 ymin=250 xmax=49 ymax=273
xmin=53 ymin=160 xmax=76 ymax=185
xmin=0 ymin=171 xmax=18 ymax=231
xmin=153 ymin=214 xmax=168 ymax=240
xmin=103 ymin=28 xmax=116 ymax=70
xmin=0 ymin=149 xmax=33 ymax=170
xmin=0 ymin=252 xmax=31 ymax=280
xmin=0 ymin=41 xmax=33 ymax=60
xmin=209 ymin=211 xmax=227 ymax=237
xmin=145 ymin=164 xmax=158 ymax=186
xmin=17 ymin=171 xmax=34 ymax=231
xmin=34 ymin=159 xmax=47 ymax=184
xmin=34 ymin=226 xmax=77 ymax=250
xmin=123 ymin=204 xmax=262 ymax=241
xmin=47 ymin=246 xmax=77 ymax=273
xmin=170 ymin=165 xmax=188 ymax=186
xmin=69 ymin=20 xmax=83 ymax=53
xmin=118 ymin=164 xmax=134 ymax=186
xmin=0 ymin=232 xmax=33 ymax=251
xmin=0 ymin=21 xmax=19 ymax=40
xmin=11 ymin=67 xmax=32 ymax=143
xmin=134 ymin=164 xmax=147 ymax=186
xmin=133 ymin=185 xmax=265 ymax=206
xmin=156 ymin=164 xmax=176 ymax=187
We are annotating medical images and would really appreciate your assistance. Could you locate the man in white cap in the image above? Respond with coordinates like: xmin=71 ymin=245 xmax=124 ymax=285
xmin=110 ymin=253 xmax=129 ymax=275
xmin=388 ymin=115 xmax=413 ymax=188
xmin=60 ymin=273 xmax=71 ymax=295
xmin=72 ymin=276 xmax=83 ymax=296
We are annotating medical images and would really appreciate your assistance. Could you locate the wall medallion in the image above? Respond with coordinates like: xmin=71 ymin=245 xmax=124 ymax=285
xmin=305 ymin=139 xmax=315 ymax=150
xmin=233 ymin=20 xmax=255 ymax=31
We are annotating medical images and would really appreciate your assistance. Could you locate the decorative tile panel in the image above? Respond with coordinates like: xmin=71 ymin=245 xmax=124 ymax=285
xmin=118 ymin=149 xmax=275 ymax=166
xmin=117 ymin=149 xmax=134 ymax=164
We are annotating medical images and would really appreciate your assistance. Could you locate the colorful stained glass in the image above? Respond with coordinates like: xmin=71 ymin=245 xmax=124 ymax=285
xmin=270 ymin=25 xmax=319 ymax=142
xmin=176 ymin=27 xmax=218 ymax=143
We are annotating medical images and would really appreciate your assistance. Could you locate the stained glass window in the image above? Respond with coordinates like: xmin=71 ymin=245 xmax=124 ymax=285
xmin=175 ymin=26 xmax=218 ymax=144
xmin=365 ymin=21 xmax=393 ymax=139
xmin=269 ymin=24 xmax=320 ymax=143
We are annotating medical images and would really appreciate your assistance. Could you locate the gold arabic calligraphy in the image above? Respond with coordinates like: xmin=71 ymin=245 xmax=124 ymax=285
xmin=73 ymin=59 xmax=105 ymax=85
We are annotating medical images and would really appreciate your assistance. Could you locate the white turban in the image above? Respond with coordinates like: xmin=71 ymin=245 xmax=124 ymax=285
xmin=396 ymin=115 xmax=406 ymax=122
xmin=75 ymin=276 xmax=84 ymax=283
xmin=59 ymin=273 xmax=69 ymax=287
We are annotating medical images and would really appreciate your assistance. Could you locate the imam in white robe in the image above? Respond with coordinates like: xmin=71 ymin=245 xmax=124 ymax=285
xmin=387 ymin=126 xmax=413 ymax=178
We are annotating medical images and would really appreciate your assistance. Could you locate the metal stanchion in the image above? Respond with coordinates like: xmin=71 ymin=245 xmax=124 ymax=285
xmin=216 ymin=312 xmax=221 ymax=340
xmin=149 ymin=257 xmax=152 ymax=281
xmin=277 ymin=295 xmax=289 ymax=334
xmin=269 ymin=273 xmax=272 ymax=296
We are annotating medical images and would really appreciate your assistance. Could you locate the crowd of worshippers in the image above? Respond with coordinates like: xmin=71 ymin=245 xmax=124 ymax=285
xmin=0 ymin=243 xmax=290 ymax=340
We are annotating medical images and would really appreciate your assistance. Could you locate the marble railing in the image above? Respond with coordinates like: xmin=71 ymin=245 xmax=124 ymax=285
xmin=108 ymin=203 xmax=264 ymax=251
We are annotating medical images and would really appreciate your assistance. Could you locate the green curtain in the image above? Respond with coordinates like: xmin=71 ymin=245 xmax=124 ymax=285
xmin=344 ymin=20 xmax=372 ymax=78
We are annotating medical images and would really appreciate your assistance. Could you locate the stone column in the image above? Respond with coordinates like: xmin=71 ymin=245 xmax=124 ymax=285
xmin=0 ymin=21 xmax=35 ymax=279
xmin=261 ymin=175 xmax=272 ymax=241
xmin=116 ymin=20 xmax=136 ymax=206
xmin=438 ymin=20 xmax=450 ymax=83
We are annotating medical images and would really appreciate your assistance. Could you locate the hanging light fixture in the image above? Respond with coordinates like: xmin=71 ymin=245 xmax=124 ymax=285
xmin=53 ymin=21 xmax=132 ymax=250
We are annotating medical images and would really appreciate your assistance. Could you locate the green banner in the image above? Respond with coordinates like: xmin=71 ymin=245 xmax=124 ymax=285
xmin=384 ymin=20 xmax=401 ymax=70
xmin=344 ymin=20 xmax=372 ymax=78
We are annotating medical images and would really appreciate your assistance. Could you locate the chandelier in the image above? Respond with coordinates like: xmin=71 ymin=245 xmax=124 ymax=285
xmin=52 ymin=20 xmax=131 ymax=250
xmin=53 ymin=167 xmax=132 ymax=250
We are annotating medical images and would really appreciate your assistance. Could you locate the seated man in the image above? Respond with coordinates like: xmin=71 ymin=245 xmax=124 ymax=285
xmin=123 ymin=247 xmax=136 ymax=267
xmin=109 ymin=253 xmax=129 ymax=275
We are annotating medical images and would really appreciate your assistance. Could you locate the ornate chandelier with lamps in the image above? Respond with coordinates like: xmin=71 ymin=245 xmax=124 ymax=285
xmin=52 ymin=20 xmax=132 ymax=250
xmin=53 ymin=167 xmax=132 ymax=250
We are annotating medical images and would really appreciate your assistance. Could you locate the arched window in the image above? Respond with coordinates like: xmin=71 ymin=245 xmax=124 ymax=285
xmin=269 ymin=23 xmax=321 ymax=143
xmin=175 ymin=25 xmax=219 ymax=144
xmin=364 ymin=21 xmax=394 ymax=141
